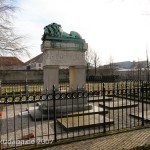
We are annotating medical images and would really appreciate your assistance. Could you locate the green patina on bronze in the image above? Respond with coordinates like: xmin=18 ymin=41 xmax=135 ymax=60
xmin=42 ymin=23 xmax=84 ymax=43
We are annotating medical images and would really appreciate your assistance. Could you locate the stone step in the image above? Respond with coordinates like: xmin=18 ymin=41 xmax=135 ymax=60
xmin=88 ymin=96 xmax=113 ymax=103
xmin=130 ymin=110 xmax=150 ymax=121
xmin=65 ymin=106 xmax=109 ymax=117
xmin=57 ymin=114 xmax=114 ymax=131
xmin=99 ymin=100 xmax=138 ymax=109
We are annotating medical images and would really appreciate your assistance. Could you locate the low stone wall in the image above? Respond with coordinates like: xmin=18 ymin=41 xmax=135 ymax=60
xmin=0 ymin=70 xmax=43 ymax=83
xmin=0 ymin=69 xmax=69 ymax=83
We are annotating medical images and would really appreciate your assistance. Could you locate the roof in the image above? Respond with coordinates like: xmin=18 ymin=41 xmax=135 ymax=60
xmin=25 ymin=53 xmax=43 ymax=65
xmin=0 ymin=57 xmax=24 ymax=66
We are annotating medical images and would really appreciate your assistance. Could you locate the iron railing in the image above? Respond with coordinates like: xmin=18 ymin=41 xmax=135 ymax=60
xmin=0 ymin=81 xmax=149 ymax=149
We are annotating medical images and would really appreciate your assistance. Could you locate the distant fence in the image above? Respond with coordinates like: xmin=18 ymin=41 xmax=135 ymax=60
xmin=0 ymin=81 xmax=150 ymax=149
xmin=87 ymin=75 xmax=120 ymax=82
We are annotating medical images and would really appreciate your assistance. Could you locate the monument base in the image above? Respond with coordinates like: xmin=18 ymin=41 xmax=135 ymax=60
xmin=28 ymin=105 xmax=108 ymax=121
xmin=39 ymin=103 xmax=92 ymax=114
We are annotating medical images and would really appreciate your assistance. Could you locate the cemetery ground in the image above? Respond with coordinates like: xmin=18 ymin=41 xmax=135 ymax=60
xmin=0 ymin=101 xmax=149 ymax=150
xmin=0 ymin=81 xmax=150 ymax=149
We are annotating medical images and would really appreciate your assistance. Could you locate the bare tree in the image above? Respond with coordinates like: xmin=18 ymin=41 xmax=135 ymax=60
xmin=130 ymin=60 xmax=136 ymax=80
xmin=85 ymin=47 xmax=100 ymax=77
xmin=85 ymin=46 xmax=93 ymax=65
xmin=0 ymin=0 xmax=29 ymax=57
xmin=93 ymin=51 xmax=100 ymax=76
xmin=108 ymin=56 xmax=117 ymax=76
xmin=129 ymin=60 xmax=145 ymax=80
xmin=146 ymin=49 xmax=149 ymax=81
xmin=137 ymin=59 xmax=143 ymax=80
xmin=85 ymin=47 xmax=93 ymax=79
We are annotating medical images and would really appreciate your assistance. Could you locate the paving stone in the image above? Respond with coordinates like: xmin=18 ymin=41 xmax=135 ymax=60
xmin=40 ymin=128 xmax=150 ymax=150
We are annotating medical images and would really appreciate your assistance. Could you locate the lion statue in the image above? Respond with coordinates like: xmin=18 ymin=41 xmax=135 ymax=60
xmin=42 ymin=23 xmax=82 ymax=41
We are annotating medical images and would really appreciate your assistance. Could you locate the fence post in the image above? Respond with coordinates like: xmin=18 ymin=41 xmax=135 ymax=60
xmin=102 ymin=83 xmax=106 ymax=133
xmin=25 ymin=81 xmax=28 ymax=95
xmin=53 ymin=85 xmax=57 ymax=142
xmin=0 ymin=80 xmax=1 ymax=97
xmin=0 ymin=80 xmax=2 ymax=150
xmin=141 ymin=83 xmax=144 ymax=126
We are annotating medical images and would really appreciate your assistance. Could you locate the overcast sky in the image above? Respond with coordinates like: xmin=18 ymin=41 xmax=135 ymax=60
xmin=14 ymin=0 xmax=150 ymax=64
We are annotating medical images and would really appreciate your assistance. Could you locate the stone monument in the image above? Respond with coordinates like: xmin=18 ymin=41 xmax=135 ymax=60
xmin=28 ymin=23 xmax=97 ymax=120
xmin=41 ymin=23 xmax=88 ymax=91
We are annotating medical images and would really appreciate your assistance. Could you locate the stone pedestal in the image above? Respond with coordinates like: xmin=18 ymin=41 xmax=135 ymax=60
xmin=43 ymin=65 xmax=59 ymax=91
xmin=42 ymin=41 xmax=87 ymax=90
xmin=69 ymin=66 xmax=86 ymax=90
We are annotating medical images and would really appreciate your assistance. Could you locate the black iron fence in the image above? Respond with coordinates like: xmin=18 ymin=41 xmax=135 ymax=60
xmin=0 ymin=81 xmax=150 ymax=149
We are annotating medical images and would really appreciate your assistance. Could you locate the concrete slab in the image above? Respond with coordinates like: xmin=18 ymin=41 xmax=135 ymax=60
xmin=88 ymin=96 xmax=112 ymax=103
xmin=57 ymin=114 xmax=114 ymax=131
xmin=99 ymin=100 xmax=138 ymax=109
xmin=130 ymin=110 xmax=150 ymax=121
xmin=28 ymin=106 xmax=108 ymax=121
